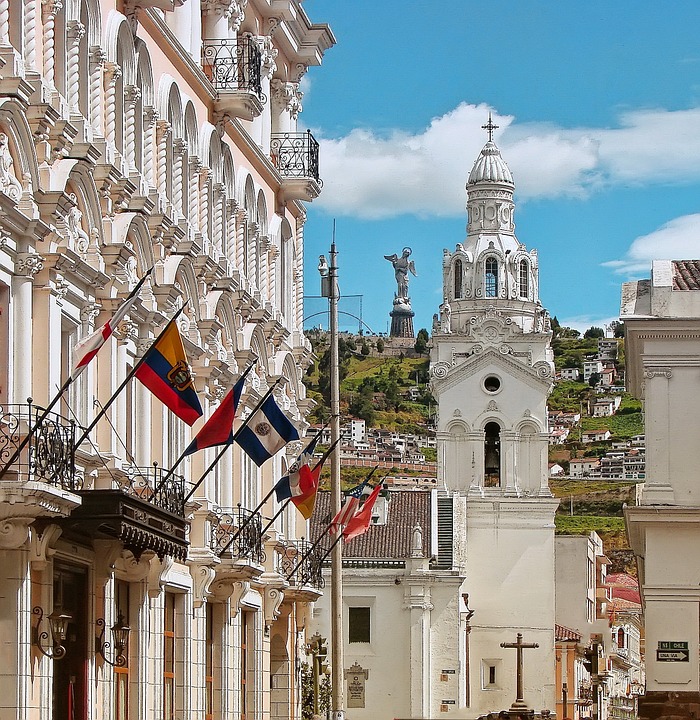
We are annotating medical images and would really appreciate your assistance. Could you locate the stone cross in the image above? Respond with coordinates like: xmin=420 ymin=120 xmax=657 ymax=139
xmin=500 ymin=632 xmax=539 ymax=710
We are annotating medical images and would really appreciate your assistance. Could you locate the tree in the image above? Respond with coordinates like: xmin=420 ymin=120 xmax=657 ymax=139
xmin=360 ymin=341 xmax=370 ymax=356
xmin=609 ymin=320 xmax=625 ymax=338
xmin=588 ymin=371 xmax=601 ymax=387
xmin=584 ymin=326 xmax=605 ymax=339
xmin=376 ymin=338 xmax=385 ymax=353
xmin=414 ymin=328 xmax=429 ymax=356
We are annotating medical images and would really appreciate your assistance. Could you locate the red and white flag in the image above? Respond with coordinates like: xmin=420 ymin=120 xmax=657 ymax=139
xmin=343 ymin=481 xmax=384 ymax=542
xmin=72 ymin=268 xmax=152 ymax=379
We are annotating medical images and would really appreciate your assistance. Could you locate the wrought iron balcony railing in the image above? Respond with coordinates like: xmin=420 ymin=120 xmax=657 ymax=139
xmin=278 ymin=539 xmax=325 ymax=590
xmin=270 ymin=131 xmax=320 ymax=182
xmin=210 ymin=505 xmax=265 ymax=563
xmin=0 ymin=402 xmax=80 ymax=490
xmin=202 ymin=35 xmax=262 ymax=97
xmin=121 ymin=464 xmax=185 ymax=516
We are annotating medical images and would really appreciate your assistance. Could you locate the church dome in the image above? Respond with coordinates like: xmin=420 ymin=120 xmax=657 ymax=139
xmin=467 ymin=141 xmax=514 ymax=186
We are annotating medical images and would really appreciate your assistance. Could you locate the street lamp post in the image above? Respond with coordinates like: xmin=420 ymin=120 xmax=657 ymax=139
xmin=319 ymin=239 xmax=344 ymax=719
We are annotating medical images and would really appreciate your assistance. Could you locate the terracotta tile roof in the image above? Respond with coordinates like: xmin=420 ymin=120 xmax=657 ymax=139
xmin=672 ymin=260 xmax=700 ymax=290
xmin=555 ymin=623 xmax=582 ymax=642
xmin=606 ymin=572 xmax=638 ymax=587
xmin=310 ymin=489 xmax=432 ymax=559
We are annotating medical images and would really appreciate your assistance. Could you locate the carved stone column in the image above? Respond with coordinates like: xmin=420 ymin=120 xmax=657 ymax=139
xmin=66 ymin=20 xmax=86 ymax=116
xmin=143 ymin=106 xmax=158 ymax=188
xmin=171 ymin=137 xmax=185 ymax=216
xmin=40 ymin=0 xmax=62 ymax=87
xmin=188 ymin=156 xmax=201 ymax=233
xmin=0 ymin=0 xmax=10 ymax=45
xmin=24 ymin=0 xmax=39 ymax=70
xmin=156 ymin=120 xmax=171 ymax=199
xmin=124 ymin=84 xmax=142 ymax=172
xmin=199 ymin=166 xmax=211 ymax=252
xmin=212 ymin=182 xmax=224 ymax=259
xmin=89 ymin=46 xmax=106 ymax=136
xmin=12 ymin=253 xmax=43 ymax=404
xmin=104 ymin=62 xmax=122 ymax=150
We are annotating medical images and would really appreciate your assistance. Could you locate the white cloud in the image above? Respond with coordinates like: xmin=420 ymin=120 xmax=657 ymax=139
xmin=313 ymin=103 xmax=700 ymax=219
xmin=603 ymin=214 xmax=700 ymax=275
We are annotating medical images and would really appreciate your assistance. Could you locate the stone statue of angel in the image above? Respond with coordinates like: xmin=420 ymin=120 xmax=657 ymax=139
xmin=384 ymin=247 xmax=417 ymax=300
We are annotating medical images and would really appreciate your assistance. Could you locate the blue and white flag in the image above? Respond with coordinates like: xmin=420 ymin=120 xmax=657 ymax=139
xmin=235 ymin=395 xmax=299 ymax=466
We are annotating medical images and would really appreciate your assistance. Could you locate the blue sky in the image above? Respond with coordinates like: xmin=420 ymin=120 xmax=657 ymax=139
xmin=300 ymin=1 xmax=700 ymax=335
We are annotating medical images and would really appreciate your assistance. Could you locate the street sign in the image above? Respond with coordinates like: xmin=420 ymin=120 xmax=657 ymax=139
xmin=657 ymin=642 xmax=689 ymax=662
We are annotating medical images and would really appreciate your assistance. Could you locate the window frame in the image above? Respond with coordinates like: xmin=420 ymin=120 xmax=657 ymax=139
xmin=485 ymin=257 xmax=498 ymax=298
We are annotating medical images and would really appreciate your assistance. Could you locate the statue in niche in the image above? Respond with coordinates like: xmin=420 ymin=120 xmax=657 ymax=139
xmin=384 ymin=247 xmax=417 ymax=302
xmin=0 ymin=133 xmax=21 ymax=201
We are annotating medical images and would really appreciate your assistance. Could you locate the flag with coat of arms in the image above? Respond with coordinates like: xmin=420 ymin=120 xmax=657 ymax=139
xmin=235 ymin=394 xmax=299 ymax=466
xmin=274 ymin=433 xmax=325 ymax=519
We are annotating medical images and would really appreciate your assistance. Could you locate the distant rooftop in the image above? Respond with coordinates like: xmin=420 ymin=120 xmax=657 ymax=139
xmin=311 ymin=489 xmax=432 ymax=559
xmin=673 ymin=260 xmax=700 ymax=290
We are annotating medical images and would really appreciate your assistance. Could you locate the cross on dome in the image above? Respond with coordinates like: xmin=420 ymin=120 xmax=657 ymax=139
xmin=481 ymin=113 xmax=499 ymax=141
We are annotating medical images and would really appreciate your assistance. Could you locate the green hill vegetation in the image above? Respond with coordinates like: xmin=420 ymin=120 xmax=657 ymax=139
xmin=302 ymin=324 xmax=640 ymax=572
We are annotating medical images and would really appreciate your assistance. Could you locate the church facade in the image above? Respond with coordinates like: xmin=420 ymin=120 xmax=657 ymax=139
xmin=430 ymin=132 xmax=559 ymax=716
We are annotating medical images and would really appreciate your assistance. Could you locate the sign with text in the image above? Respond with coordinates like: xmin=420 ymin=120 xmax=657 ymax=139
xmin=345 ymin=664 xmax=369 ymax=708
xmin=657 ymin=641 xmax=689 ymax=662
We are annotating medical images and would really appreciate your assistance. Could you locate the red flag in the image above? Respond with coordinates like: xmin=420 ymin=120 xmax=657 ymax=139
xmin=343 ymin=482 xmax=383 ymax=542
xmin=183 ymin=367 xmax=250 ymax=456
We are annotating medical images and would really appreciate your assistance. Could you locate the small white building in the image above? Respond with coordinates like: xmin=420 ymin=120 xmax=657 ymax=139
xmin=569 ymin=458 xmax=600 ymax=477
xmin=582 ymin=429 xmax=611 ymax=443
xmin=559 ymin=367 xmax=582 ymax=381
xmin=584 ymin=360 xmax=604 ymax=382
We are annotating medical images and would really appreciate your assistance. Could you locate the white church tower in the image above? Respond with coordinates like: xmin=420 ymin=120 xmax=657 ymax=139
xmin=430 ymin=120 xmax=558 ymax=716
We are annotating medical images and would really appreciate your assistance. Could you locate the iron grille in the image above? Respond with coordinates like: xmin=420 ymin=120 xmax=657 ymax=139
xmin=278 ymin=539 xmax=325 ymax=590
xmin=122 ymin=464 xmax=185 ymax=516
xmin=210 ymin=505 xmax=265 ymax=563
xmin=0 ymin=402 xmax=79 ymax=490
xmin=202 ymin=35 xmax=262 ymax=97
xmin=270 ymin=130 xmax=320 ymax=182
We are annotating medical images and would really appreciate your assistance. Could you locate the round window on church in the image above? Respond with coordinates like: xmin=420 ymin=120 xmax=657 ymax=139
xmin=483 ymin=375 xmax=501 ymax=393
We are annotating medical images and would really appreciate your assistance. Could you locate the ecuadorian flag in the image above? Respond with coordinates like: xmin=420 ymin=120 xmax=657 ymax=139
xmin=135 ymin=321 xmax=203 ymax=426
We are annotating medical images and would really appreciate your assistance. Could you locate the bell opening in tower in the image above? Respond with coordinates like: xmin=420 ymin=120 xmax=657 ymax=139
xmin=484 ymin=422 xmax=501 ymax=487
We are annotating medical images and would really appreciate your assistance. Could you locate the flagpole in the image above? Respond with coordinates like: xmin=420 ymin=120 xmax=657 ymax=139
xmin=73 ymin=306 xmax=187 ymax=449
xmin=258 ymin=498 xmax=291 ymax=539
xmin=151 ymin=364 xmax=256 ymax=500
xmin=182 ymin=378 xmax=282 ymax=505
xmin=327 ymin=233 xmax=345 ymax=720
xmin=216 ymin=485 xmax=277 ymax=557
xmin=286 ymin=519 xmax=336 ymax=581
xmin=0 ymin=376 xmax=74 ymax=480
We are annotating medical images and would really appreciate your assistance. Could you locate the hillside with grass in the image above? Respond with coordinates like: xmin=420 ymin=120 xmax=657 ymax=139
xmin=302 ymin=326 xmax=640 ymax=571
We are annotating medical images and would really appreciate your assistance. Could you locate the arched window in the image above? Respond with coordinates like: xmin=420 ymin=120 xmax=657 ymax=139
xmin=484 ymin=422 xmax=501 ymax=487
xmin=617 ymin=627 xmax=625 ymax=649
xmin=485 ymin=258 xmax=498 ymax=298
xmin=454 ymin=259 xmax=463 ymax=299
xmin=519 ymin=260 xmax=529 ymax=298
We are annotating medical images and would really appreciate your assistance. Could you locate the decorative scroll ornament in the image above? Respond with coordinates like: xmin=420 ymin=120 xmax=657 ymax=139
xmin=431 ymin=361 xmax=451 ymax=380
xmin=533 ymin=361 xmax=553 ymax=378
xmin=644 ymin=367 xmax=673 ymax=379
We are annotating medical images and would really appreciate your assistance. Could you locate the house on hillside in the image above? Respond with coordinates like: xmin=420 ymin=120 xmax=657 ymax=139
xmin=570 ymin=458 xmax=601 ymax=477
xmin=560 ymin=367 xmax=582 ymax=381
xmin=584 ymin=360 xmax=604 ymax=382
xmin=582 ymin=429 xmax=611 ymax=443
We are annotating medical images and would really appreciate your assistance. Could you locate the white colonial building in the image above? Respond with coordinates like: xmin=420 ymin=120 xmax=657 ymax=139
xmin=430 ymin=133 xmax=559 ymax=716
xmin=622 ymin=259 xmax=700 ymax=719
xmin=0 ymin=2 xmax=333 ymax=719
